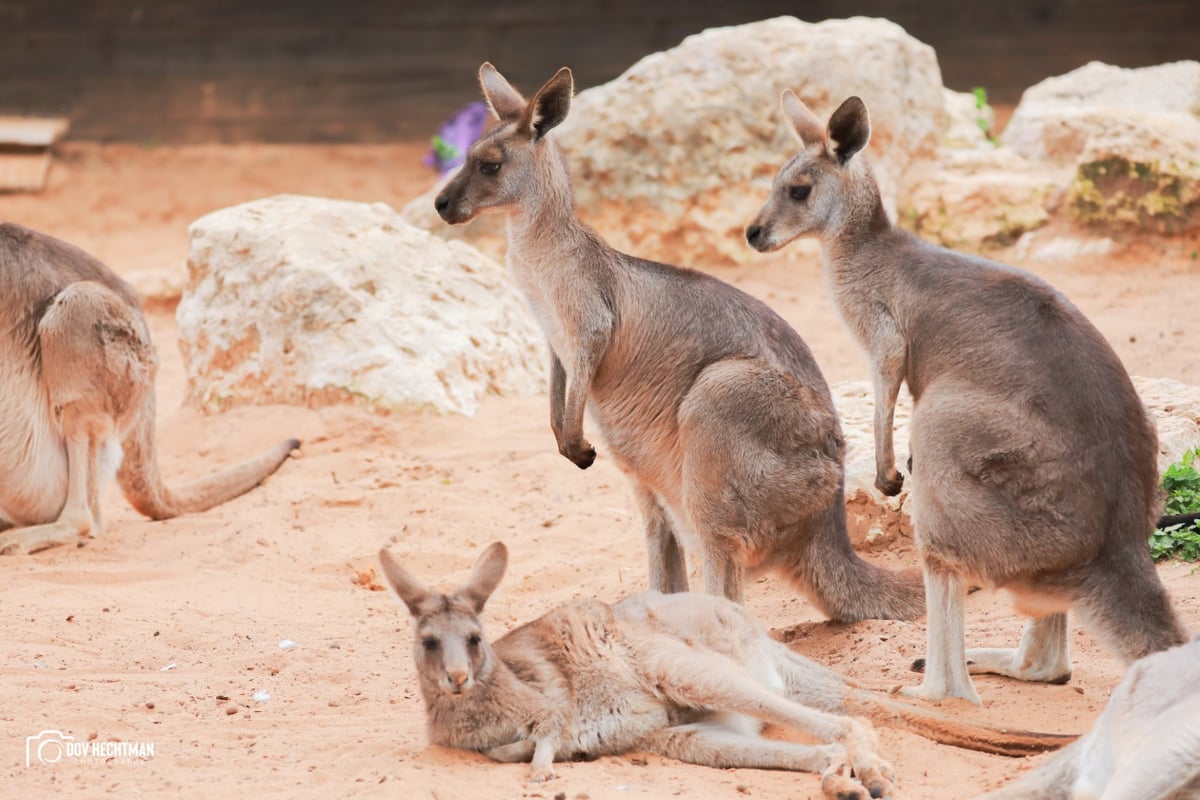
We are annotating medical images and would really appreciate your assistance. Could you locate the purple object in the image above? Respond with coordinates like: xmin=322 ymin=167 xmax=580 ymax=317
xmin=424 ymin=101 xmax=490 ymax=175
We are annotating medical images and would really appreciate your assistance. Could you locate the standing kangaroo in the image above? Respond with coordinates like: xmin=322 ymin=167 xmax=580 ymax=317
xmin=746 ymin=92 xmax=1188 ymax=704
xmin=979 ymin=634 xmax=1200 ymax=800
xmin=0 ymin=223 xmax=299 ymax=555
xmin=433 ymin=63 xmax=923 ymax=622
xmin=380 ymin=542 xmax=1073 ymax=799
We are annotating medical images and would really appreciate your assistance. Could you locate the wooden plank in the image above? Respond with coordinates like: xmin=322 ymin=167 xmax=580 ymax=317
xmin=0 ymin=116 xmax=69 ymax=146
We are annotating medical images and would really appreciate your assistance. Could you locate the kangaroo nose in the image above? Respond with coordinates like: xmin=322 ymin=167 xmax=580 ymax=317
xmin=447 ymin=670 xmax=469 ymax=689
xmin=745 ymin=224 xmax=763 ymax=246
xmin=434 ymin=194 xmax=451 ymax=217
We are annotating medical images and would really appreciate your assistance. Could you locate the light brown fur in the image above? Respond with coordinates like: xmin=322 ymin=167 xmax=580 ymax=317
xmin=433 ymin=63 xmax=923 ymax=622
xmin=979 ymin=634 xmax=1200 ymax=800
xmin=380 ymin=542 xmax=1073 ymax=798
xmin=747 ymin=92 xmax=1188 ymax=704
xmin=0 ymin=222 xmax=298 ymax=555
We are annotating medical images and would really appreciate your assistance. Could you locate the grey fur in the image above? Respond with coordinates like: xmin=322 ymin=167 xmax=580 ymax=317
xmin=433 ymin=64 xmax=923 ymax=622
xmin=747 ymin=92 xmax=1187 ymax=704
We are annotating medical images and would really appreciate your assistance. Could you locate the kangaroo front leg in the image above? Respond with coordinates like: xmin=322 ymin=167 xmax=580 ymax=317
xmin=528 ymin=734 xmax=558 ymax=783
xmin=900 ymin=564 xmax=980 ymax=704
xmin=549 ymin=351 xmax=595 ymax=469
xmin=553 ymin=322 xmax=610 ymax=470
xmin=870 ymin=320 xmax=906 ymax=496
xmin=548 ymin=353 xmax=567 ymax=446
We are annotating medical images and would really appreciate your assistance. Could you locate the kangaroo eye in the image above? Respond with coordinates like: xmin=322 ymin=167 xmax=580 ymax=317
xmin=789 ymin=184 xmax=812 ymax=202
xmin=467 ymin=634 xmax=482 ymax=648
xmin=479 ymin=161 xmax=501 ymax=176
xmin=422 ymin=637 xmax=440 ymax=652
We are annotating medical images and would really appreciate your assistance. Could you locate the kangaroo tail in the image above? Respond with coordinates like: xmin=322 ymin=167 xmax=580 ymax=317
xmin=847 ymin=689 xmax=1076 ymax=757
xmin=790 ymin=485 xmax=925 ymax=622
xmin=117 ymin=392 xmax=299 ymax=519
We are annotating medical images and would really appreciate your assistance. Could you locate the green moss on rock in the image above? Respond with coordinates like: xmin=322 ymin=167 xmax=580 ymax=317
xmin=1069 ymin=156 xmax=1200 ymax=233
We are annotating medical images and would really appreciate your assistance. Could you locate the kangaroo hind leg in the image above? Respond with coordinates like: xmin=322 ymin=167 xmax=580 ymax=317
xmin=678 ymin=359 xmax=842 ymax=602
xmin=0 ymin=282 xmax=152 ymax=555
xmin=635 ymin=486 xmax=689 ymax=593
xmin=915 ymin=613 xmax=1073 ymax=685
xmin=638 ymin=638 xmax=894 ymax=798
xmin=645 ymin=722 xmax=876 ymax=799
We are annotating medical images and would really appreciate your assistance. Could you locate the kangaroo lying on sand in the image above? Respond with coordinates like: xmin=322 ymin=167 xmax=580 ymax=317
xmin=0 ymin=223 xmax=298 ymax=555
xmin=746 ymin=92 xmax=1188 ymax=704
xmin=380 ymin=543 xmax=1073 ymax=799
xmin=980 ymin=634 xmax=1200 ymax=800
xmin=433 ymin=62 xmax=923 ymax=622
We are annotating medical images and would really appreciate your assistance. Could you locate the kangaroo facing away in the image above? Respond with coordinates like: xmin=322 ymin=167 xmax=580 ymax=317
xmin=0 ymin=223 xmax=299 ymax=555
xmin=746 ymin=92 xmax=1188 ymax=704
xmin=433 ymin=62 xmax=923 ymax=622
xmin=380 ymin=543 xmax=1074 ymax=799
xmin=979 ymin=634 xmax=1200 ymax=800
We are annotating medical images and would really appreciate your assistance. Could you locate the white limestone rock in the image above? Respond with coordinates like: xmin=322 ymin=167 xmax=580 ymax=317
xmin=1002 ymin=61 xmax=1200 ymax=163
xmin=177 ymin=194 xmax=546 ymax=416
xmin=901 ymin=148 xmax=1066 ymax=251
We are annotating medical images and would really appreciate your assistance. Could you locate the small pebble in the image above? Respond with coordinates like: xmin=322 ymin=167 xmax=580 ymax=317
xmin=160 ymin=662 xmax=177 ymax=672
xmin=145 ymin=701 xmax=155 ymax=710
xmin=225 ymin=707 xmax=238 ymax=716
xmin=252 ymin=690 xmax=271 ymax=702
xmin=278 ymin=639 xmax=299 ymax=651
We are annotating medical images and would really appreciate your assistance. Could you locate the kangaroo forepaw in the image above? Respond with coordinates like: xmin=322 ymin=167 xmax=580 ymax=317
xmin=560 ymin=440 xmax=596 ymax=470
xmin=875 ymin=468 xmax=903 ymax=496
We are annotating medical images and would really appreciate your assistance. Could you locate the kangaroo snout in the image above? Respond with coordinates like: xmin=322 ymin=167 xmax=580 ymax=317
xmin=745 ymin=223 xmax=765 ymax=249
xmin=445 ymin=669 xmax=473 ymax=694
xmin=434 ymin=192 xmax=453 ymax=221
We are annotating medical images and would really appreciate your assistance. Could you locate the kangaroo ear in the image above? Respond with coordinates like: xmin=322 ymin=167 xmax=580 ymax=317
xmin=826 ymin=96 xmax=870 ymax=165
xmin=378 ymin=548 xmax=431 ymax=618
xmin=457 ymin=542 xmax=508 ymax=613
xmin=479 ymin=62 xmax=527 ymax=122
xmin=781 ymin=90 xmax=825 ymax=149
xmin=520 ymin=67 xmax=573 ymax=141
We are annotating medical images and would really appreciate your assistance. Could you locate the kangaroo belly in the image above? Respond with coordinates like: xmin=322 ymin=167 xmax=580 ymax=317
xmin=0 ymin=372 xmax=70 ymax=525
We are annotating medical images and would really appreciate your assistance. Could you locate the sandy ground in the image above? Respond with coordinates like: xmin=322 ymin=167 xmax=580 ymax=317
xmin=1 ymin=141 xmax=1199 ymax=800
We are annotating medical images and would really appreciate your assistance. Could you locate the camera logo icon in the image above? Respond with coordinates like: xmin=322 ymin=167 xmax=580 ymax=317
xmin=26 ymin=730 xmax=74 ymax=767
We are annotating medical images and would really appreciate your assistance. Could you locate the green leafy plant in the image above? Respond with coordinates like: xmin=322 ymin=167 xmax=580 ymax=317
xmin=1150 ymin=448 xmax=1200 ymax=561
xmin=971 ymin=86 xmax=996 ymax=142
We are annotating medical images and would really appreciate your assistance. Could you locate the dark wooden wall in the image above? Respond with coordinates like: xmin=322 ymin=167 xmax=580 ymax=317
xmin=0 ymin=0 xmax=1195 ymax=143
